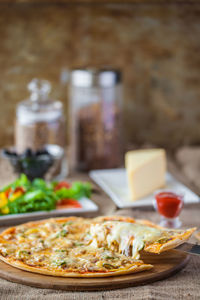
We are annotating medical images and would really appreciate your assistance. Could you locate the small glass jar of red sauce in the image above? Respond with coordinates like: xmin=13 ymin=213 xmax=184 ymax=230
xmin=154 ymin=191 xmax=184 ymax=228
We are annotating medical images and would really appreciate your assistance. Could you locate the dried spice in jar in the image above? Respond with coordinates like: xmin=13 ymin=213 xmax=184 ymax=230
xmin=69 ymin=69 xmax=123 ymax=171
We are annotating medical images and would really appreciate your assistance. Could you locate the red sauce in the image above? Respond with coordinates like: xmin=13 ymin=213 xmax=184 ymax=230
xmin=155 ymin=192 xmax=183 ymax=218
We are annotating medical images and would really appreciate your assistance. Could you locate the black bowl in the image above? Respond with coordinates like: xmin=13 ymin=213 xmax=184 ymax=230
xmin=2 ymin=147 xmax=55 ymax=181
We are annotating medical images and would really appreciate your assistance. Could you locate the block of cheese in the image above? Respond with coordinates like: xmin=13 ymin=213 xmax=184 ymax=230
xmin=125 ymin=149 xmax=166 ymax=201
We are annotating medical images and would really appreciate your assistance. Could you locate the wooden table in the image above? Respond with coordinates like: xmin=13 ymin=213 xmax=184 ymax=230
xmin=0 ymin=165 xmax=199 ymax=299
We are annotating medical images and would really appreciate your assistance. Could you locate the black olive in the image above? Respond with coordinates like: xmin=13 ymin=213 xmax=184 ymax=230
xmin=3 ymin=149 xmax=11 ymax=156
xmin=35 ymin=150 xmax=42 ymax=156
xmin=24 ymin=148 xmax=32 ymax=157
xmin=35 ymin=149 xmax=49 ymax=156
xmin=12 ymin=151 xmax=18 ymax=157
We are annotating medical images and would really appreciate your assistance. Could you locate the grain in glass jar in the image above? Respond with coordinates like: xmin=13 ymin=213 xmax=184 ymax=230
xmin=69 ymin=69 xmax=123 ymax=171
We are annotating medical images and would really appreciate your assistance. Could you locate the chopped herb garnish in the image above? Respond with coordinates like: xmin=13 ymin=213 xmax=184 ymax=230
xmin=18 ymin=250 xmax=31 ymax=256
xmin=74 ymin=242 xmax=84 ymax=246
xmin=62 ymin=221 xmax=73 ymax=227
xmin=105 ymin=256 xmax=115 ymax=260
xmin=60 ymin=261 xmax=67 ymax=266
xmin=52 ymin=260 xmax=67 ymax=267
xmin=103 ymin=263 xmax=116 ymax=269
xmin=57 ymin=229 xmax=68 ymax=237
xmin=157 ymin=238 xmax=170 ymax=244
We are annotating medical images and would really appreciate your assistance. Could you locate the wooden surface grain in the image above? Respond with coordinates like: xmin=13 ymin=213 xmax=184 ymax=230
xmin=1 ymin=0 xmax=200 ymax=4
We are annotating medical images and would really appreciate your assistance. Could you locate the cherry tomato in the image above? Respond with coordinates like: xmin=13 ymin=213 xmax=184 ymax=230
xmin=54 ymin=181 xmax=71 ymax=191
xmin=5 ymin=188 xmax=12 ymax=198
xmin=14 ymin=187 xmax=25 ymax=194
xmin=56 ymin=198 xmax=82 ymax=209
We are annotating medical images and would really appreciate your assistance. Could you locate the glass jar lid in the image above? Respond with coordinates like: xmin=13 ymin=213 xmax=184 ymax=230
xmin=16 ymin=79 xmax=63 ymax=124
xmin=28 ymin=78 xmax=51 ymax=102
xmin=70 ymin=69 xmax=121 ymax=88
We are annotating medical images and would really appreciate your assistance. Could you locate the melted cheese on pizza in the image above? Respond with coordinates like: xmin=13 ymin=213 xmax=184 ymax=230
xmin=0 ymin=219 xmax=148 ymax=273
xmin=89 ymin=221 xmax=171 ymax=259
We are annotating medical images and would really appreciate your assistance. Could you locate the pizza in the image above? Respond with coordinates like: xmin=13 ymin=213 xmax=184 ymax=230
xmin=0 ymin=216 xmax=196 ymax=278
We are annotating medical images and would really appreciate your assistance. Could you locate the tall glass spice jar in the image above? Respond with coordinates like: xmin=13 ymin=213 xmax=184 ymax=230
xmin=15 ymin=79 xmax=66 ymax=177
xmin=69 ymin=69 xmax=123 ymax=171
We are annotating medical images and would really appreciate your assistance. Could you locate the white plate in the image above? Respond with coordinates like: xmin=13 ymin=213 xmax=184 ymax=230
xmin=0 ymin=197 xmax=98 ymax=225
xmin=90 ymin=168 xmax=200 ymax=208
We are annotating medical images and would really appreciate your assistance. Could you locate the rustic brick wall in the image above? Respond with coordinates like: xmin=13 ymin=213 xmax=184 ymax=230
xmin=0 ymin=3 xmax=200 ymax=149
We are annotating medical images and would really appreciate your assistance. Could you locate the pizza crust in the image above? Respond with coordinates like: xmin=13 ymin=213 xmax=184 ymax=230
xmin=94 ymin=216 xmax=136 ymax=224
xmin=144 ymin=228 xmax=196 ymax=253
xmin=0 ymin=255 xmax=152 ymax=278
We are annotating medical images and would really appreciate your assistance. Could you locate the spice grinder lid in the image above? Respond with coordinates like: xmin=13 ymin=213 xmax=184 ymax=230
xmin=70 ymin=69 xmax=121 ymax=88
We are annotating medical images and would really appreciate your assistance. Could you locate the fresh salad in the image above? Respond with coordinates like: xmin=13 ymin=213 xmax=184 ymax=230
xmin=0 ymin=174 xmax=92 ymax=215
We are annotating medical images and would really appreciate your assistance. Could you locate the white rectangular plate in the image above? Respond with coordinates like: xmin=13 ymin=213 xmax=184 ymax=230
xmin=90 ymin=168 xmax=199 ymax=208
xmin=0 ymin=197 xmax=98 ymax=225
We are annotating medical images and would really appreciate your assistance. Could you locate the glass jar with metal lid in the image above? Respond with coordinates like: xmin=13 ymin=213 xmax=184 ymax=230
xmin=69 ymin=69 xmax=123 ymax=171
xmin=15 ymin=79 xmax=67 ymax=178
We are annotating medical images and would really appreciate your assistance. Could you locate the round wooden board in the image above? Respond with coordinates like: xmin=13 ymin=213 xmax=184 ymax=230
xmin=0 ymin=250 xmax=189 ymax=291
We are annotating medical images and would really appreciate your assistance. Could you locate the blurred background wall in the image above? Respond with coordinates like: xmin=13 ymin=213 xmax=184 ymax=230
xmin=0 ymin=2 xmax=200 ymax=149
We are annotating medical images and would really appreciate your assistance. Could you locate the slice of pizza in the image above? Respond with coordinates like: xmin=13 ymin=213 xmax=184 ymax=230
xmin=89 ymin=216 xmax=196 ymax=259
xmin=0 ymin=217 xmax=152 ymax=277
